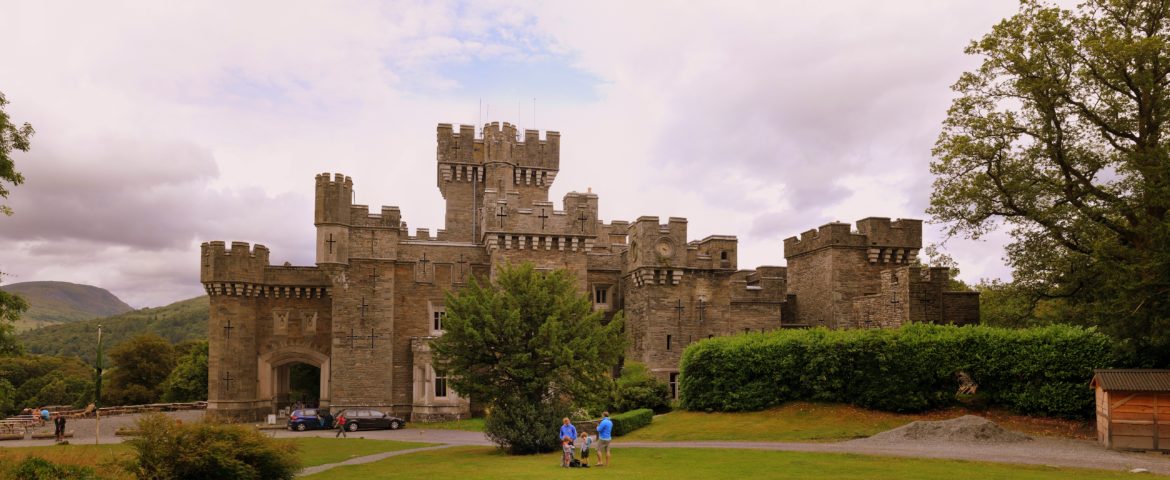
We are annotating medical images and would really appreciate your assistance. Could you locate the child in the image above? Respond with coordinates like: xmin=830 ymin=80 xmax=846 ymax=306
xmin=578 ymin=432 xmax=593 ymax=467
xmin=561 ymin=435 xmax=574 ymax=467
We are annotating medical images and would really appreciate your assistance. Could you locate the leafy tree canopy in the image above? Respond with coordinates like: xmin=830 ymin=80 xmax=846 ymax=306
xmin=0 ymin=90 xmax=33 ymax=216
xmin=431 ymin=263 xmax=625 ymax=453
xmin=161 ymin=340 xmax=208 ymax=402
xmin=107 ymin=334 xmax=176 ymax=405
xmin=931 ymin=0 xmax=1170 ymax=365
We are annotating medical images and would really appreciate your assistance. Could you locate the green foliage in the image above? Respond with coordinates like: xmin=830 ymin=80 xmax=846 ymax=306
xmin=430 ymin=263 xmax=625 ymax=454
xmin=930 ymin=0 xmax=1170 ymax=367
xmin=161 ymin=340 xmax=208 ymax=402
xmin=611 ymin=362 xmax=671 ymax=413
xmin=0 ymin=274 xmax=29 ymax=357
xmin=125 ymin=413 xmax=300 ymax=480
xmin=0 ymin=354 xmax=94 ymax=415
xmin=11 ymin=456 xmax=97 ymax=480
xmin=17 ymin=296 xmax=208 ymax=365
xmin=609 ymin=409 xmax=654 ymax=436
xmin=0 ymin=90 xmax=34 ymax=217
xmin=107 ymin=334 xmax=175 ymax=406
xmin=680 ymin=324 xmax=1116 ymax=418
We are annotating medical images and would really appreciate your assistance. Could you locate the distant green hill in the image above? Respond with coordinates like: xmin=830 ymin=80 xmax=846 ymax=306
xmin=17 ymin=296 xmax=209 ymax=365
xmin=1 ymin=281 xmax=134 ymax=331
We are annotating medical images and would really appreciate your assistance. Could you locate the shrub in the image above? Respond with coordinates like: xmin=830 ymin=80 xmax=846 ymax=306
xmin=11 ymin=456 xmax=97 ymax=480
xmin=124 ymin=413 xmax=300 ymax=480
xmin=484 ymin=395 xmax=567 ymax=455
xmin=609 ymin=408 xmax=654 ymax=436
xmin=679 ymin=324 xmax=1115 ymax=418
xmin=610 ymin=362 xmax=671 ymax=413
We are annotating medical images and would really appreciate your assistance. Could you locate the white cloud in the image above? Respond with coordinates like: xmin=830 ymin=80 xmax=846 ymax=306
xmin=0 ymin=0 xmax=1021 ymax=306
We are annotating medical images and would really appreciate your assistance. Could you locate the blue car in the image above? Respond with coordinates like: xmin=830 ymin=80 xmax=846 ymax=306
xmin=287 ymin=408 xmax=334 ymax=431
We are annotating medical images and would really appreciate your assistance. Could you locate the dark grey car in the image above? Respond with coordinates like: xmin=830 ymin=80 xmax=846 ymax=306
xmin=336 ymin=409 xmax=406 ymax=431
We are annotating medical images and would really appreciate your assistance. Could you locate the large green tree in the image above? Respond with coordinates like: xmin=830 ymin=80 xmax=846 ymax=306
xmin=931 ymin=0 xmax=1170 ymax=365
xmin=161 ymin=340 xmax=208 ymax=402
xmin=0 ymin=90 xmax=32 ymax=356
xmin=107 ymin=334 xmax=176 ymax=405
xmin=431 ymin=263 xmax=625 ymax=454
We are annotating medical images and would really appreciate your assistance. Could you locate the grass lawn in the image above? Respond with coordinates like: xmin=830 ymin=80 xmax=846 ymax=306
xmin=621 ymin=402 xmax=1093 ymax=442
xmin=303 ymin=445 xmax=1135 ymax=480
xmin=0 ymin=443 xmax=135 ymax=479
xmin=0 ymin=437 xmax=435 ymax=478
xmin=294 ymin=437 xmax=436 ymax=466
xmin=411 ymin=417 xmax=486 ymax=432
xmin=622 ymin=402 xmax=915 ymax=442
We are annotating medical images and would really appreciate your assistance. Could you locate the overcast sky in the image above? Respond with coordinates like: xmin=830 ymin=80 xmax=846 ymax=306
xmin=1 ymin=0 xmax=1023 ymax=307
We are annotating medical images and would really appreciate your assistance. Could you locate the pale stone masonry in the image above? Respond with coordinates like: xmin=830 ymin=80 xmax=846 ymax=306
xmin=202 ymin=121 xmax=978 ymax=421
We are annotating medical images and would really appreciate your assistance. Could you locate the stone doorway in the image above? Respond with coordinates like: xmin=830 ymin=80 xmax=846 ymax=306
xmin=259 ymin=346 xmax=330 ymax=414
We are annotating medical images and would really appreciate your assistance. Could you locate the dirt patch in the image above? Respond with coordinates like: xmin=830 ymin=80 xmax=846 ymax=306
xmin=860 ymin=415 xmax=1032 ymax=444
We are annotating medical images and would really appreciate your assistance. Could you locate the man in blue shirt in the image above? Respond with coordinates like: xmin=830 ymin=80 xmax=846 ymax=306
xmin=559 ymin=417 xmax=577 ymax=447
xmin=595 ymin=411 xmax=613 ymax=467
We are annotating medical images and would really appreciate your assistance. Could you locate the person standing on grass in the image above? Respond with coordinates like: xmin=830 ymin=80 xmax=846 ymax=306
xmin=559 ymin=417 xmax=577 ymax=448
xmin=578 ymin=431 xmax=593 ymax=467
xmin=335 ymin=412 xmax=347 ymax=438
xmin=595 ymin=411 xmax=613 ymax=467
xmin=53 ymin=414 xmax=66 ymax=442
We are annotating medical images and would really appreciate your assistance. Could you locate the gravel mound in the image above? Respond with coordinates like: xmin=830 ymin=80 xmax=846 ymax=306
xmin=861 ymin=415 xmax=1032 ymax=444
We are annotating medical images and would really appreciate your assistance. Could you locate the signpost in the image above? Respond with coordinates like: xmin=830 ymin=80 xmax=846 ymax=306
xmin=95 ymin=324 xmax=103 ymax=445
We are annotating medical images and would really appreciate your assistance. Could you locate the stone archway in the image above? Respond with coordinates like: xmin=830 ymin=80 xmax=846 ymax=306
xmin=259 ymin=346 xmax=330 ymax=413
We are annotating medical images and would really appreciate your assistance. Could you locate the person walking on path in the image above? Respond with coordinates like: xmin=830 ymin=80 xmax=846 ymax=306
xmin=335 ymin=413 xmax=347 ymax=438
xmin=53 ymin=414 xmax=66 ymax=442
xmin=596 ymin=411 xmax=613 ymax=467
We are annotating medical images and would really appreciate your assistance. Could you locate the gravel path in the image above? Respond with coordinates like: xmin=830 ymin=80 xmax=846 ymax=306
xmin=8 ymin=410 xmax=205 ymax=446
xmin=298 ymin=445 xmax=456 ymax=477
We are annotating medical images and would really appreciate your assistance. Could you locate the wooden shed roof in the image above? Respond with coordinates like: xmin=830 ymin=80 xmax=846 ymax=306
xmin=1091 ymin=369 xmax=1170 ymax=392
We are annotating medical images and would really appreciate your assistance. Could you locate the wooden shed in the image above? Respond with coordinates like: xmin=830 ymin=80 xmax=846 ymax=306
xmin=1091 ymin=369 xmax=1170 ymax=451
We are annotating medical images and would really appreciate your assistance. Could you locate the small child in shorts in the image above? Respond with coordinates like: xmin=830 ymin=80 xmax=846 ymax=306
xmin=578 ymin=432 xmax=593 ymax=467
xmin=561 ymin=435 xmax=574 ymax=467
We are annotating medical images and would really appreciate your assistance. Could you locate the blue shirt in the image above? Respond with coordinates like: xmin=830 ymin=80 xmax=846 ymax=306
xmin=559 ymin=423 xmax=577 ymax=442
xmin=597 ymin=417 xmax=613 ymax=440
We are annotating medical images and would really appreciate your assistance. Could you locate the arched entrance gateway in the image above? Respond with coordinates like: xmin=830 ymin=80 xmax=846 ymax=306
xmin=260 ymin=346 xmax=330 ymax=412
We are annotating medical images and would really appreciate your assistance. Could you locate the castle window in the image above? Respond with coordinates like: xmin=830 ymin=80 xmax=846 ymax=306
xmin=669 ymin=372 xmax=679 ymax=399
xmin=594 ymin=285 xmax=609 ymax=304
xmin=666 ymin=335 xmax=672 ymax=350
xmin=433 ymin=311 xmax=446 ymax=332
xmin=720 ymin=251 xmax=731 ymax=268
xmin=434 ymin=368 xmax=448 ymax=398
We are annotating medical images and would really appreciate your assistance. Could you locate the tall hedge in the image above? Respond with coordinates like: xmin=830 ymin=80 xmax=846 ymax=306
xmin=678 ymin=324 xmax=1115 ymax=418
xmin=609 ymin=409 xmax=654 ymax=436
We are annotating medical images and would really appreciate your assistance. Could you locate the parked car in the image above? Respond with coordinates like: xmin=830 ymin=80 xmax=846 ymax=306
xmin=335 ymin=409 xmax=406 ymax=431
xmin=287 ymin=408 xmax=334 ymax=431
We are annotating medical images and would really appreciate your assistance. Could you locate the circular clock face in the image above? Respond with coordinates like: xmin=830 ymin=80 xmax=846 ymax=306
xmin=655 ymin=240 xmax=674 ymax=258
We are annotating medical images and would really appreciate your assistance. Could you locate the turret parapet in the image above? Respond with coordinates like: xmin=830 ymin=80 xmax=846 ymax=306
xmin=201 ymin=241 xmax=270 ymax=284
xmin=315 ymin=172 xmax=353 ymax=225
xmin=784 ymin=218 xmax=923 ymax=263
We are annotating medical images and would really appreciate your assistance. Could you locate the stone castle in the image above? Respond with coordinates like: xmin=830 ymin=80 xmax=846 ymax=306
xmin=201 ymin=122 xmax=979 ymax=421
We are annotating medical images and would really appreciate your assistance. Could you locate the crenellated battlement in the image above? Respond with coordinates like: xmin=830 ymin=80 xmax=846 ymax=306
xmin=201 ymin=241 xmax=270 ymax=284
xmin=315 ymin=172 xmax=353 ymax=225
xmin=783 ymin=218 xmax=922 ymax=259
xmin=436 ymin=122 xmax=560 ymax=170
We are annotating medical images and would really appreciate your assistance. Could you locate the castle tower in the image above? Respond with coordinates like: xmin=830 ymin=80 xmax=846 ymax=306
xmin=201 ymin=241 xmax=268 ymax=419
xmin=316 ymin=173 xmax=353 ymax=265
xmin=436 ymin=122 xmax=560 ymax=244
xmin=782 ymin=218 xmax=922 ymax=328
